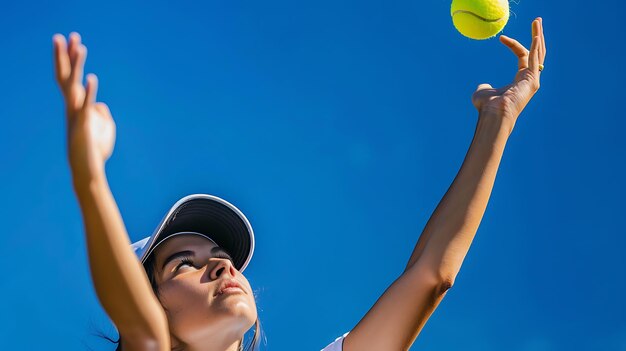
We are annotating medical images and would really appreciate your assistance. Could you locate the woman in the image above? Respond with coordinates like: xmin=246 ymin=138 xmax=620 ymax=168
xmin=53 ymin=17 xmax=546 ymax=351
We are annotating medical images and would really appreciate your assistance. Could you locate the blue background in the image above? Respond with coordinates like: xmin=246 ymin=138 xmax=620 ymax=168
xmin=1 ymin=0 xmax=625 ymax=350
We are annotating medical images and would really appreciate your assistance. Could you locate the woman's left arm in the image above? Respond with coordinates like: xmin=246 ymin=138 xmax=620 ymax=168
xmin=404 ymin=17 xmax=546 ymax=278
xmin=343 ymin=18 xmax=546 ymax=351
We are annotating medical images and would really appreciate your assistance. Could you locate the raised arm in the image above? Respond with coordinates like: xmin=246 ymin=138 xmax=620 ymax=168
xmin=343 ymin=18 xmax=546 ymax=351
xmin=53 ymin=32 xmax=169 ymax=351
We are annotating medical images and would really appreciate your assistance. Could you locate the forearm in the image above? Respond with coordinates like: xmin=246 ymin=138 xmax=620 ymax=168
xmin=404 ymin=115 xmax=512 ymax=283
xmin=73 ymin=173 xmax=169 ymax=344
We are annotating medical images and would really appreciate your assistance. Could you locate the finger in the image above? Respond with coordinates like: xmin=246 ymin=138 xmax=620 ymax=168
xmin=529 ymin=36 xmax=540 ymax=74
xmin=68 ymin=32 xmax=80 ymax=68
xmin=52 ymin=34 xmax=71 ymax=85
xmin=528 ymin=20 xmax=541 ymax=74
xmin=539 ymin=17 xmax=546 ymax=64
xmin=82 ymin=73 xmax=98 ymax=110
xmin=68 ymin=33 xmax=87 ymax=85
xmin=69 ymin=44 xmax=87 ymax=86
xmin=68 ymin=32 xmax=84 ymax=68
xmin=499 ymin=35 xmax=529 ymax=70
xmin=536 ymin=18 xmax=544 ymax=62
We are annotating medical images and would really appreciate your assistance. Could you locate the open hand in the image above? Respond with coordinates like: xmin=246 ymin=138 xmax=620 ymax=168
xmin=471 ymin=18 xmax=547 ymax=133
xmin=53 ymin=32 xmax=116 ymax=182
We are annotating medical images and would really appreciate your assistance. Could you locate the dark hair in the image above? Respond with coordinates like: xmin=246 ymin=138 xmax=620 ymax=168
xmin=92 ymin=250 xmax=264 ymax=351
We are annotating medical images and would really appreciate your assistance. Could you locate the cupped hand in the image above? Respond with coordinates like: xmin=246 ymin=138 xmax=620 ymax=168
xmin=53 ymin=32 xmax=116 ymax=182
xmin=471 ymin=18 xmax=547 ymax=133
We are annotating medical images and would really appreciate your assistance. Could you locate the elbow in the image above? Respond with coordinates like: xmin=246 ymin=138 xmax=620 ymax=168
xmin=436 ymin=274 xmax=455 ymax=295
xmin=437 ymin=278 xmax=454 ymax=295
xmin=406 ymin=260 xmax=457 ymax=295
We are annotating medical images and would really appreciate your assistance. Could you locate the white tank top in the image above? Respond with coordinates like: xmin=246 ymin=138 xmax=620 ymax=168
xmin=320 ymin=331 xmax=350 ymax=351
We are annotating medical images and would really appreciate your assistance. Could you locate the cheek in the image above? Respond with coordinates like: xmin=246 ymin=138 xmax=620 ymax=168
xmin=159 ymin=277 xmax=212 ymax=317
xmin=157 ymin=280 xmax=215 ymax=339
xmin=238 ymin=280 xmax=258 ymax=315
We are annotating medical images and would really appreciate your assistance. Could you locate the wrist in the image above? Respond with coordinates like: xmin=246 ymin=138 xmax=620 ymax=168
xmin=71 ymin=169 xmax=107 ymax=196
xmin=477 ymin=111 xmax=516 ymax=138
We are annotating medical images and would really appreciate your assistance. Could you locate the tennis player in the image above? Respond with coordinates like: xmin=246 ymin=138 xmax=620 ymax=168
xmin=52 ymin=17 xmax=546 ymax=351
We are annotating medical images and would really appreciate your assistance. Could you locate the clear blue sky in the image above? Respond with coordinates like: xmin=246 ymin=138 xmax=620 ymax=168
xmin=1 ymin=0 xmax=624 ymax=350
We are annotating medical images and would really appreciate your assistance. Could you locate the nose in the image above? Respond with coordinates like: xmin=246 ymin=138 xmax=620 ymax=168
xmin=209 ymin=258 xmax=237 ymax=280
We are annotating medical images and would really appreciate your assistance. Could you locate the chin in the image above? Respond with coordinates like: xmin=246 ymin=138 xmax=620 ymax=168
xmin=215 ymin=300 xmax=257 ymax=321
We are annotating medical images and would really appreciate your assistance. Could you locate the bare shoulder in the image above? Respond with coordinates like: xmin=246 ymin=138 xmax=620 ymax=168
xmin=342 ymin=262 xmax=449 ymax=351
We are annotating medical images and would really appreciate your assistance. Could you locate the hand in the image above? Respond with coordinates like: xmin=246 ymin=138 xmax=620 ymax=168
xmin=53 ymin=32 xmax=116 ymax=182
xmin=472 ymin=18 xmax=547 ymax=133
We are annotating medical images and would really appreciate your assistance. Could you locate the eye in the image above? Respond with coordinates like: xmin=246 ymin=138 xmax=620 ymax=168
xmin=213 ymin=251 xmax=233 ymax=263
xmin=174 ymin=257 xmax=195 ymax=272
xmin=173 ymin=252 xmax=233 ymax=273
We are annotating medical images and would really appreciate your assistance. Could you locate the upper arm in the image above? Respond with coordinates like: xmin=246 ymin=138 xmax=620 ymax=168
xmin=95 ymin=258 xmax=170 ymax=350
xmin=342 ymin=261 xmax=451 ymax=351
xmin=95 ymin=257 xmax=170 ymax=351
xmin=75 ymin=179 xmax=170 ymax=349
xmin=107 ymin=287 xmax=170 ymax=351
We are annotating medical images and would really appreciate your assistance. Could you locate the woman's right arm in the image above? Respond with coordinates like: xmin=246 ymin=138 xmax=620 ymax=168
xmin=53 ymin=32 xmax=170 ymax=351
xmin=75 ymin=175 xmax=169 ymax=351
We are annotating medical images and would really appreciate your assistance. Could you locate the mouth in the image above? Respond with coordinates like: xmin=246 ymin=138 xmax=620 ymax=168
xmin=214 ymin=279 xmax=245 ymax=297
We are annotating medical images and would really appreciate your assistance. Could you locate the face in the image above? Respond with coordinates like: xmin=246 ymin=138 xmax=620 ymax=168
xmin=152 ymin=234 xmax=257 ymax=348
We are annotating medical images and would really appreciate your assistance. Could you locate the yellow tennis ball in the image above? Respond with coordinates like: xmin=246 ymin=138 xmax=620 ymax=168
xmin=451 ymin=0 xmax=510 ymax=40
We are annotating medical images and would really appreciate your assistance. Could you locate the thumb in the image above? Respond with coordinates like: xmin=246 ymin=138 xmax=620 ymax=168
xmin=476 ymin=83 xmax=493 ymax=92
xmin=472 ymin=83 xmax=495 ymax=110
xmin=95 ymin=102 xmax=111 ymax=116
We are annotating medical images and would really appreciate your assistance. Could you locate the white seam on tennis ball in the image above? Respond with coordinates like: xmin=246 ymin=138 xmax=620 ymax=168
xmin=452 ymin=10 xmax=505 ymax=23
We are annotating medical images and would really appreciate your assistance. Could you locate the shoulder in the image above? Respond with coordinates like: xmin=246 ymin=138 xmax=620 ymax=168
xmin=320 ymin=331 xmax=350 ymax=351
